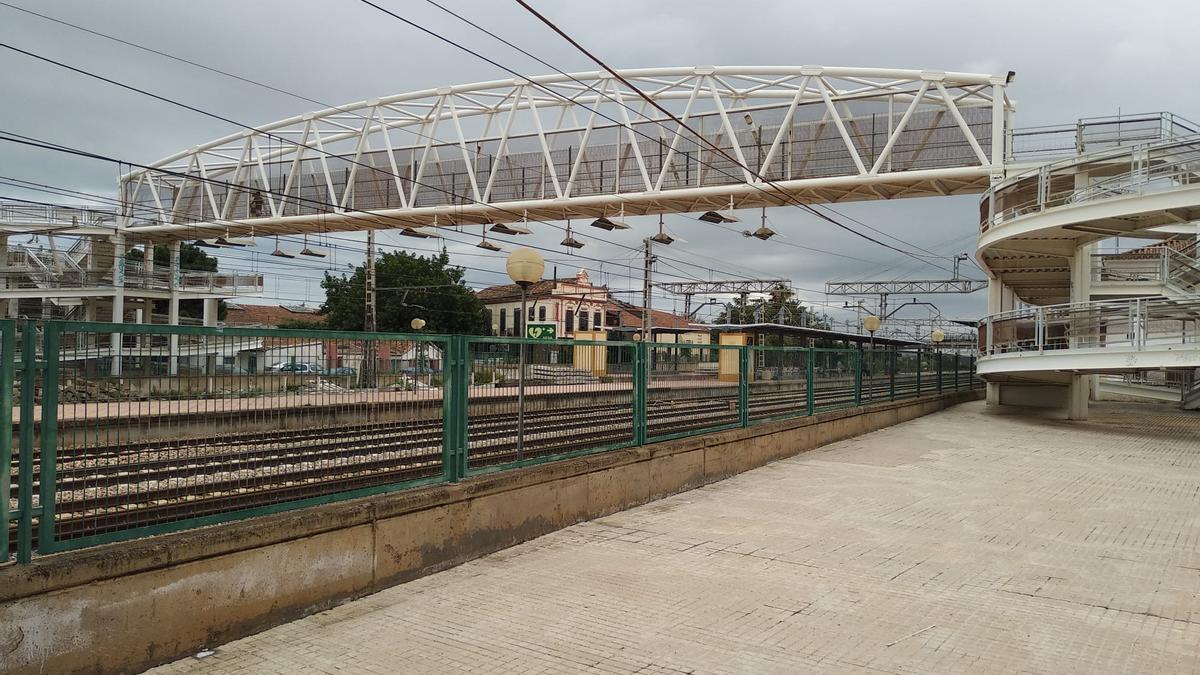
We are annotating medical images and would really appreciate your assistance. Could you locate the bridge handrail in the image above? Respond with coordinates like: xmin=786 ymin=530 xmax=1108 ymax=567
xmin=1008 ymin=111 xmax=1200 ymax=162
xmin=981 ymin=133 xmax=1200 ymax=232
xmin=0 ymin=202 xmax=117 ymax=226
xmin=979 ymin=296 xmax=1200 ymax=355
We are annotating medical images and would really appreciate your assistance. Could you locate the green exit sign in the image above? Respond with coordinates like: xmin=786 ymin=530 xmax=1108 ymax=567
xmin=526 ymin=322 xmax=557 ymax=340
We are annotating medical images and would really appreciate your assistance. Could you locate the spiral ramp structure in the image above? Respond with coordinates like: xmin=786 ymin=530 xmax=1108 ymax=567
xmin=977 ymin=123 xmax=1200 ymax=418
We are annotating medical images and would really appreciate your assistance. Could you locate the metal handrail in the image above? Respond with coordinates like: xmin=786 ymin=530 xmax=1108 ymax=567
xmin=982 ymin=133 xmax=1200 ymax=232
xmin=980 ymin=297 xmax=1200 ymax=355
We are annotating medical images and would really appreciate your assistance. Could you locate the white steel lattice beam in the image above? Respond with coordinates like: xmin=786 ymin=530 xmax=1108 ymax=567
xmin=114 ymin=65 xmax=1012 ymax=240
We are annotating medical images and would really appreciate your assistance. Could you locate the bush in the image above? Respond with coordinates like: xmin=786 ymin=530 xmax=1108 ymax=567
xmin=473 ymin=367 xmax=503 ymax=385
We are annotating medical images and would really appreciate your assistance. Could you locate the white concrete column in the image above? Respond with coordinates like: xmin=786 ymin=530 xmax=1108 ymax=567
xmin=985 ymin=277 xmax=1012 ymax=406
xmin=0 ymin=234 xmax=13 ymax=319
xmin=168 ymin=241 xmax=180 ymax=375
xmin=1068 ymin=375 xmax=1089 ymax=420
xmin=109 ymin=232 xmax=126 ymax=376
xmin=202 ymin=298 xmax=217 ymax=327
xmin=202 ymin=297 xmax=218 ymax=377
xmin=142 ymin=242 xmax=154 ymax=325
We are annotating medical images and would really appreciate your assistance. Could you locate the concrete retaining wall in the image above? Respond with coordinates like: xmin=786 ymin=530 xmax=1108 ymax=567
xmin=0 ymin=389 xmax=982 ymax=675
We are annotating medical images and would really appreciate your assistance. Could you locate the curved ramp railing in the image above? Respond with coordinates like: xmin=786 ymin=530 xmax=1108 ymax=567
xmin=980 ymin=297 xmax=1200 ymax=357
xmin=981 ymin=134 xmax=1200 ymax=233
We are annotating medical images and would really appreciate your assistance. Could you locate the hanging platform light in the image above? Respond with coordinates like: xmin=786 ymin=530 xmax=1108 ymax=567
xmin=299 ymin=232 xmax=326 ymax=258
xmin=400 ymin=227 xmax=438 ymax=239
xmin=650 ymin=213 xmax=674 ymax=245
xmin=743 ymin=207 xmax=776 ymax=240
xmin=560 ymin=220 xmax=584 ymax=249
xmin=591 ymin=205 xmax=631 ymax=230
xmin=477 ymin=224 xmax=502 ymax=251
xmin=699 ymin=196 xmax=740 ymax=224
xmin=270 ymin=235 xmax=295 ymax=258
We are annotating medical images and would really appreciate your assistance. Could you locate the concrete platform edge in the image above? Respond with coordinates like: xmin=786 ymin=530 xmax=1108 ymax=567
xmin=0 ymin=389 xmax=982 ymax=675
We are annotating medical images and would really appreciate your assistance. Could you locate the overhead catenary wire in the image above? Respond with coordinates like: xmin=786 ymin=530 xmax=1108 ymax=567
xmin=0 ymin=9 xmax=968 ymax=313
xmin=0 ymin=133 xmax=758 ymax=289
xmin=0 ymin=11 xmax=920 ymax=282
xmin=498 ymin=0 xmax=958 ymax=275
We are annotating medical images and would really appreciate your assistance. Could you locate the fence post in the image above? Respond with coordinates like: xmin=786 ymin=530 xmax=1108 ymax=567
xmin=16 ymin=321 xmax=35 ymax=563
xmin=441 ymin=335 xmax=467 ymax=482
xmin=738 ymin=347 xmax=750 ymax=427
xmin=37 ymin=321 xmax=60 ymax=553
xmin=937 ymin=350 xmax=944 ymax=393
xmin=889 ymin=349 xmax=897 ymax=401
xmin=853 ymin=349 xmax=863 ymax=406
xmin=954 ymin=353 xmax=961 ymax=390
xmin=805 ymin=349 xmax=815 ymax=416
xmin=0 ymin=321 xmax=13 ymax=563
xmin=916 ymin=346 xmax=923 ymax=396
xmin=632 ymin=341 xmax=647 ymax=445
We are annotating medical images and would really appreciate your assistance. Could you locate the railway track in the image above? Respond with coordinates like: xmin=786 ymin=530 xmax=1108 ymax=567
xmin=8 ymin=375 xmax=972 ymax=550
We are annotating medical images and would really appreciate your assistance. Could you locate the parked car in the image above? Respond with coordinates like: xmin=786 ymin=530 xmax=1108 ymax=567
xmin=328 ymin=367 xmax=357 ymax=376
xmin=269 ymin=362 xmax=324 ymax=374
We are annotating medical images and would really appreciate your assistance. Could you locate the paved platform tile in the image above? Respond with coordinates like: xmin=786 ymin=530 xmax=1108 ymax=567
xmin=150 ymin=401 xmax=1200 ymax=674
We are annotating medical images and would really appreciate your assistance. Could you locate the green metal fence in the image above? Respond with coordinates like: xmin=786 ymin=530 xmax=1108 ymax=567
xmin=3 ymin=321 xmax=981 ymax=564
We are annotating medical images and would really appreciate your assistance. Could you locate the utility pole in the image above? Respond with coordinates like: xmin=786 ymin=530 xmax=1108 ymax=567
xmin=360 ymin=228 xmax=377 ymax=388
xmin=365 ymin=229 xmax=377 ymax=333
xmin=642 ymin=237 xmax=655 ymax=342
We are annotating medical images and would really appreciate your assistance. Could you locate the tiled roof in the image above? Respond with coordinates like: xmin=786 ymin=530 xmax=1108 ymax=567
xmin=475 ymin=277 xmax=601 ymax=302
xmin=608 ymin=300 xmax=693 ymax=330
xmin=225 ymin=303 xmax=325 ymax=327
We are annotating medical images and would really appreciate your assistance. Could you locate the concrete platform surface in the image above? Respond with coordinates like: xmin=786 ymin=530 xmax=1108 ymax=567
xmin=149 ymin=401 xmax=1200 ymax=674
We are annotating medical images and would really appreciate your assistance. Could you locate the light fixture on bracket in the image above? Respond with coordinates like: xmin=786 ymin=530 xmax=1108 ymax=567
xmin=492 ymin=210 xmax=533 ymax=235
xmin=270 ymin=235 xmax=295 ymax=258
xmin=299 ymin=232 xmax=326 ymax=258
xmin=591 ymin=205 xmax=631 ymax=231
xmin=560 ymin=220 xmax=585 ymax=249
xmin=218 ymin=224 xmax=255 ymax=248
xmin=743 ymin=207 xmax=776 ymax=240
xmin=650 ymin=213 xmax=675 ymax=245
xmin=400 ymin=227 xmax=438 ymax=239
xmin=699 ymin=196 xmax=739 ymax=224
xmin=477 ymin=223 xmax=502 ymax=251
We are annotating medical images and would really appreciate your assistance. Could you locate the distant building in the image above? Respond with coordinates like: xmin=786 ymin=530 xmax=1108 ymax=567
xmin=475 ymin=269 xmax=706 ymax=343
xmin=476 ymin=269 xmax=609 ymax=338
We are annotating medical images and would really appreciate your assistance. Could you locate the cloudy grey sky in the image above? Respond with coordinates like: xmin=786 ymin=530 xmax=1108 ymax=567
xmin=3 ymin=0 xmax=1199 ymax=329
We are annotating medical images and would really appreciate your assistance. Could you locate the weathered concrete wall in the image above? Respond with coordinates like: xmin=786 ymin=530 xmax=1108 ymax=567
xmin=0 ymin=389 xmax=981 ymax=675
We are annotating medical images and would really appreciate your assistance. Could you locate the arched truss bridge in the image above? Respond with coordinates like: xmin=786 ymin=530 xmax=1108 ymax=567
xmin=113 ymin=65 xmax=1014 ymax=241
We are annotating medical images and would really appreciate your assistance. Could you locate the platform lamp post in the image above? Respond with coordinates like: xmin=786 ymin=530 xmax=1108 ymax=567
xmin=931 ymin=328 xmax=945 ymax=392
xmin=410 ymin=317 xmax=426 ymax=385
xmin=506 ymin=248 xmax=544 ymax=461
xmin=862 ymin=315 xmax=881 ymax=402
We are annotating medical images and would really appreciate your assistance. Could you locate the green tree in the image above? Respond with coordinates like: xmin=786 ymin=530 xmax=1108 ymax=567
xmin=715 ymin=284 xmax=828 ymax=331
xmin=127 ymin=242 xmax=226 ymax=320
xmin=321 ymin=248 xmax=489 ymax=334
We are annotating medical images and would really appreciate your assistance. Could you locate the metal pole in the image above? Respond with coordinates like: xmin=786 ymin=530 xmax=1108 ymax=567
xmin=868 ymin=333 xmax=875 ymax=402
xmin=517 ymin=286 xmax=527 ymax=460
xmin=643 ymin=238 xmax=654 ymax=379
